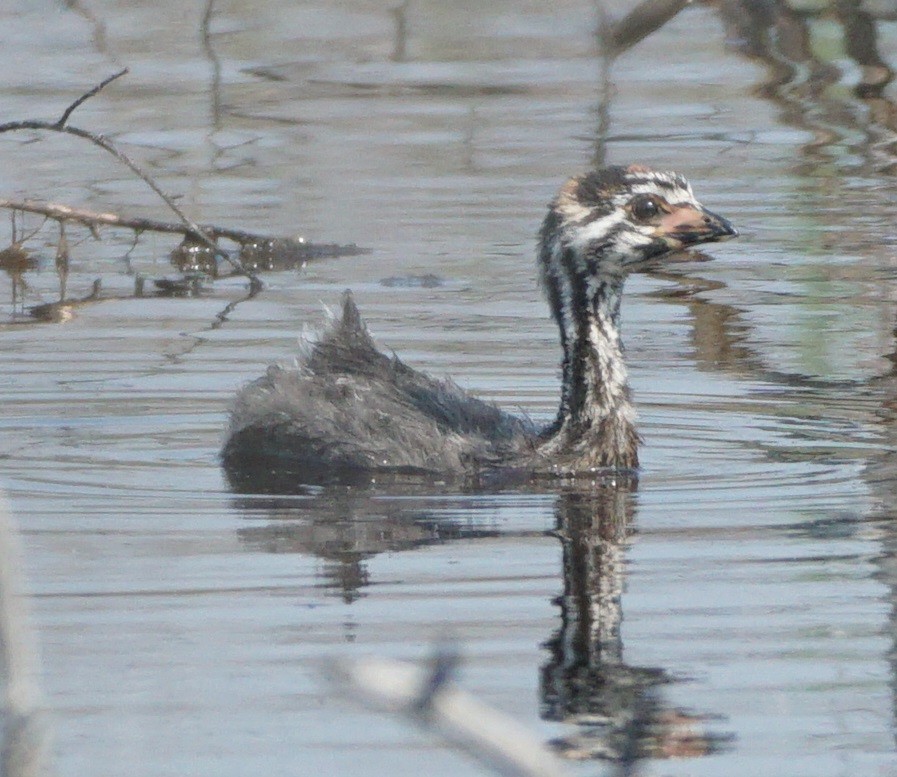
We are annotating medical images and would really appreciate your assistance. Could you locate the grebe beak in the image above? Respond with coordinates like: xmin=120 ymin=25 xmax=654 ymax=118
xmin=658 ymin=205 xmax=738 ymax=248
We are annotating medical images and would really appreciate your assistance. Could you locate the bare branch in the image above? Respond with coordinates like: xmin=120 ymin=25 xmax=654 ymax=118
xmin=0 ymin=72 xmax=262 ymax=289
xmin=604 ymin=0 xmax=692 ymax=55
xmin=0 ymin=198 xmax=369 ymax=262
xmin=56 ymin=67 xmax=128 ymax=128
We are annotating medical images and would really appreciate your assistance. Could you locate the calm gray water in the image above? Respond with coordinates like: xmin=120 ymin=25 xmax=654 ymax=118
xmin=2 ymin=1 xmax=897 ymax=775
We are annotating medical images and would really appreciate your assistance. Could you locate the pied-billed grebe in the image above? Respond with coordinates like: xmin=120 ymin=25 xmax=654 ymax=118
xmin=222 ymin=165 xmax=737 ymax=483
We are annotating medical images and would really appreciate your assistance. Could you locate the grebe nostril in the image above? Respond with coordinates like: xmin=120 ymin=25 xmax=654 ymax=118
xmin=221 ymin=165 xmax=737 ymax=485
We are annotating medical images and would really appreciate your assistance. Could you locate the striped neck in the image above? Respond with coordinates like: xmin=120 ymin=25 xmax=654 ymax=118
xmin=571 ymin=276 xmax=630 ymax=422
xmin=538 ymin=225 xmax=638 ymax=470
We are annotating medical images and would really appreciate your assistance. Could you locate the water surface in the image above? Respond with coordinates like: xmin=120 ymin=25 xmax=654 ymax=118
xmin=2 ymin=2 xmax=897 ymax=775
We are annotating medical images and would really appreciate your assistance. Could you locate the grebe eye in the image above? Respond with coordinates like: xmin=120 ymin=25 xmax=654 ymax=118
xmin=630 ymin=195 xmax=660 ymax=222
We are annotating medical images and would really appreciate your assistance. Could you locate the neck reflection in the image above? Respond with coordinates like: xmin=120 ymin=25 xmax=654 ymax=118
xmin=541 ymin=485 xmax=721 ymax=763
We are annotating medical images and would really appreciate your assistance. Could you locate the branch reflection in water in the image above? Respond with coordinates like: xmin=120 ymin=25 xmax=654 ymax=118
xmin=719 ymin=0 xmax=897 ymax=177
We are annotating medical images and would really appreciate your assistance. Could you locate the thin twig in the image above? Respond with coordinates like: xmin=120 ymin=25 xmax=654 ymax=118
xmin=56 ymin=67 xmax=126 ymax=128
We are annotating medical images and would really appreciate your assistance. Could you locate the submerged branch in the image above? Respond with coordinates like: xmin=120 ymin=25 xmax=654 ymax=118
xmin=0 ymin=198 xmax=368 ymax=261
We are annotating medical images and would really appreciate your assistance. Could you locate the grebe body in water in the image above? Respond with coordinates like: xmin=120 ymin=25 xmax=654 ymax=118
xmin=222 ymin=166 xmax=737 ymax=484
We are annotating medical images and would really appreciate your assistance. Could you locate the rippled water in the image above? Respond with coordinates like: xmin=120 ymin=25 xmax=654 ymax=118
xmin=3 ymin=1 xmax=897 ymax=775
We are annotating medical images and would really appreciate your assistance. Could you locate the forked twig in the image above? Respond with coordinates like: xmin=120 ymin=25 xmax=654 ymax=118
xmin=56 ymin=68 xmax=125 ymax=128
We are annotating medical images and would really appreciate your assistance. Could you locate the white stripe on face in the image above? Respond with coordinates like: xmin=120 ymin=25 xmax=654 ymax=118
xmin=568 ymin=210 xmax=626 ymax=253
xmin=624 ymin=182 xmax=696 ymax=206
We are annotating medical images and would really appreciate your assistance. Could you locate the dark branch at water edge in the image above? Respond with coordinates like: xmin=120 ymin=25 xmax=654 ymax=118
xmin=0 ymin=71 xmax=266 ymax=285
xmin=601 ymin=0 xmax=692 ymax=55
xmin=0 ymin=198 xmax=369 ymax=265
xmin=0 ymin=70 xmax=372 ymax=312
xmin=591 ymin=0 xmax=692 ymax=169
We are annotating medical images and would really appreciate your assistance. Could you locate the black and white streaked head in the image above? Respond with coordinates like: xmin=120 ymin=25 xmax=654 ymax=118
xmin=538 ymin=165 xmax=737 ymax=339
xmin=536 ymin=166 xmax=737 ymax=471
xmin=541 ymin=164 xmax=738 ymax=283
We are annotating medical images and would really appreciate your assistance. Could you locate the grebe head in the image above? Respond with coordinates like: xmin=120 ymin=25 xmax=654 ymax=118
xmin=547 ymin=164 xmax=738 ymax=278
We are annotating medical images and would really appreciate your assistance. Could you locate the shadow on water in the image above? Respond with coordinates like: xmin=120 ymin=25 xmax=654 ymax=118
xmin=233 ymin=488 xmax=508 ymax=604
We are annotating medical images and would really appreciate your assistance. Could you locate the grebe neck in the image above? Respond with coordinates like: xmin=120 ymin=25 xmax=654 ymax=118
xmin=568 ymin=275 xmax=631 ymax=428
xmin=540 ymin=249 xmax=638 ymax=471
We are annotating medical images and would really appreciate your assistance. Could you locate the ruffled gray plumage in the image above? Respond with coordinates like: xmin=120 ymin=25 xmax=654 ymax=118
xmin=222 ymin=292 xmax=536 ymax=482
